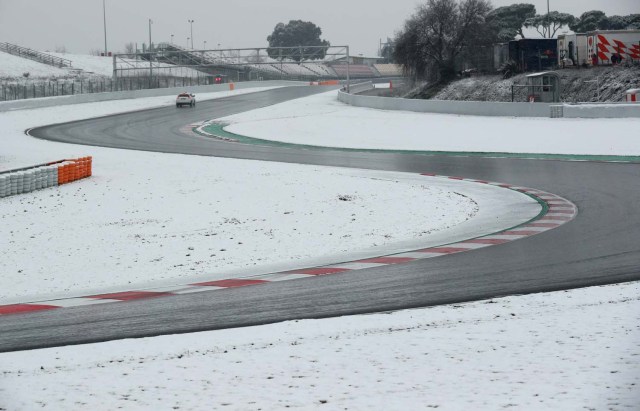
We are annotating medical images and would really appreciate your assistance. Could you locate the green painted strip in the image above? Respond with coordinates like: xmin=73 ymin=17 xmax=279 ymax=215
xmin=197 ymin=122 xmax=640 ymax=163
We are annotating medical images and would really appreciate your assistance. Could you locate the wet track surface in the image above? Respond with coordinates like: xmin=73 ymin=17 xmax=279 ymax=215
xmin=1 ymin=86 xmax=639 ymax=352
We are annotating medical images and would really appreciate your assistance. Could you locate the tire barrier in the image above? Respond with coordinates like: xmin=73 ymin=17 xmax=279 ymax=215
xmin=0 ymin=157 xmax=92 ymax=198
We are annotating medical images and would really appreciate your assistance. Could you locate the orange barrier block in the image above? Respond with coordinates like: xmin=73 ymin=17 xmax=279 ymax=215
xmin=57 ymin=164 xmax=65 ymax=184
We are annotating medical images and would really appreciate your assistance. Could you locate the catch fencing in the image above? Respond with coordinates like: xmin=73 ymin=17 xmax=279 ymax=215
xmin=0 ymin=75 xmax=219 ymax=102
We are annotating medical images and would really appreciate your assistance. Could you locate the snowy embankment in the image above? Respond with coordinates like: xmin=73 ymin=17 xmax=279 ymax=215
xmin=220 ymin=89 xmax=640 ymax=156
xmin=1 ymin=281 xmax=638 ymax=410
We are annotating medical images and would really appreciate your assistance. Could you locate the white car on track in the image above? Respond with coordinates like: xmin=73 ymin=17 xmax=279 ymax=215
xmin=176 ymin=92 xmax=196 ymax=108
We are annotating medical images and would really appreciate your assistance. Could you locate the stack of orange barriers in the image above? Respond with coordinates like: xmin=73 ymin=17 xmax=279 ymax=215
xmin=56 ymin=156 xmax=92 ymax=185
xmin=309 ymin=80 xmax=340 ymax=86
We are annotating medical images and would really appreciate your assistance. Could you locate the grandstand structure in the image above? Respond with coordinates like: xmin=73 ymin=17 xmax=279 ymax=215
xmin=112 ymin=44 xmax=405 ymax=89
xmin=0 ymin=42 xmax=72 ymax=68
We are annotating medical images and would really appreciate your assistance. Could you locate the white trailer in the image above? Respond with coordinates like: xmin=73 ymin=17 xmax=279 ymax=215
xmin=587 ymin=30 xmax=640 ymax=65
xmin=558 ymin=33 xmax=588 ymax=67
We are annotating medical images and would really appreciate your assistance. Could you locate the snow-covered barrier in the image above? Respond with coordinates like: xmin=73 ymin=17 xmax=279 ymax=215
xmin=338 ymin=89 xmax=640 ymax=118
xmin=0 ymin=157 xmax=92 ymax=198
xmin=556 ymin=103 xmax=640 ymax=118
xmin=0 ymin=81 xmax=306 ymax=113
xmin=338 ymin=89 xmax=552 ymax=117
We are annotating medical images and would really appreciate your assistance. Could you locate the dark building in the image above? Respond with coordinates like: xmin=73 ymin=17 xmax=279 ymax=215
xmin=508 ymin=39 xmax=558 ymax=72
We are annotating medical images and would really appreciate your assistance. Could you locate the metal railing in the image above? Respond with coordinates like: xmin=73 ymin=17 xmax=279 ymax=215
xmin=0 ymin=42 xmax=72 ymax=68
xmin=0 ymin=75 xmax=212 ymax=101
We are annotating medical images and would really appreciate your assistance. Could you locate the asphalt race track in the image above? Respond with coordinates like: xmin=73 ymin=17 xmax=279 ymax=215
xmin=1 ymin=86 xmax=639 ymax=352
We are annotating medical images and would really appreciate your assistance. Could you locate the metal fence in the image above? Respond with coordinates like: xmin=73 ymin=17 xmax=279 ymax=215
xmin=0 ymin=75 xmax=219 ymax=101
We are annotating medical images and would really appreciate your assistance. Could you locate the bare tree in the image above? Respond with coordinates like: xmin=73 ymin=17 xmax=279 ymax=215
xmin=394 ymin=0 xmax=493 ymax=81
xmin=124 ymin=42 xmax=135 ymax=55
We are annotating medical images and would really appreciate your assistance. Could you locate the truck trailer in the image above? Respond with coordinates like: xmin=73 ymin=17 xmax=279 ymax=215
xmin=587 ymin=30 xmax=640 ymax=65
xmin=558 ymin=33 xmax=588 ymax=67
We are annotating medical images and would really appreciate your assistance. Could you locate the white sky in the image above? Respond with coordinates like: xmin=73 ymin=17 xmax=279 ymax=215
xmin=0 ymin=0 xmax=638 ymax=56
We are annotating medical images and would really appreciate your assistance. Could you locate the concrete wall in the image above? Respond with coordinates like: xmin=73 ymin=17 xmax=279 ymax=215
xmin=0 ymin=81 xmax=306 ymax=112
xmin=338 ymin=89 xmax=640 ymax=118
xmin=338 ymin=89 xmax=553 ymax=117
xmin=561 ymin=103 xmax=640 ymax=118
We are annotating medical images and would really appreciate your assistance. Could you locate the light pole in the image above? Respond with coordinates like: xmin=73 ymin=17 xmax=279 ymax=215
xmin=171 ymin=34 xmax=174 ymax=44
xmin=102 ymin=0 xmax=108 ymax=55
xmin=187 ymin=37 xmax=190 ymax=48
xmin=547 ymin=0 xmax=550 ymax=38
xmin=204 ymin=40 xmax=207 ymax=50
xmin=148 ymin=19 xmax=153 ymax=81
xmin=188 ymin=19 xmax=194 ymax=49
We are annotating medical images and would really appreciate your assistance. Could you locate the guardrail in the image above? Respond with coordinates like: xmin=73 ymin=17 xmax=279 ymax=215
xmin=0 ymin=42 xmax=72 ymax=68
xmin=348 ymin=81 xmax=374 ymax=94
xmin=337 ymin=88 xmax=552 ymax=117
xmin=0 ymin=157 xmax=92 ymax=198
xmin=0 ymin=80 xmax=307 ymax=112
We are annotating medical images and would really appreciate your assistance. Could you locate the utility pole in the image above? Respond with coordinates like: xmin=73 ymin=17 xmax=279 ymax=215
xmin=547 ymin=0 xmax=550 ymax=38
xmin=188 ymin=19 xmax=194 ymax=49
xmin=148 ymin=19 xmax=153 ymax=82
xmin=102 ymin=0 xmax=108 ymax=55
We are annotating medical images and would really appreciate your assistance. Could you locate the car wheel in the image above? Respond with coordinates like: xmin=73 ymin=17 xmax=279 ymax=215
xmin=176 ymin=103 xmax=180 ymax=108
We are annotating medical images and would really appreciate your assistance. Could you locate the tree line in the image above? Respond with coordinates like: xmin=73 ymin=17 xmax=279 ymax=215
xmin=392 ymin=0 xmax=639 ymax=82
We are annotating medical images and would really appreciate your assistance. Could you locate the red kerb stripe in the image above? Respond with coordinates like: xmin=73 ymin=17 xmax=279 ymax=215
xmin=0 ymin=304 xmax=60 ymax=315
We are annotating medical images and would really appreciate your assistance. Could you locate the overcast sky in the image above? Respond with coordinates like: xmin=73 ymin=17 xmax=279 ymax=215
xmin=0 ymin=0 xmax=637 ymax=56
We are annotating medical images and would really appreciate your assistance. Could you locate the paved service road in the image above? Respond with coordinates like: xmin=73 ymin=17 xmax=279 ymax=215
xmin=1 ymin=86 xmax=639 ymax=352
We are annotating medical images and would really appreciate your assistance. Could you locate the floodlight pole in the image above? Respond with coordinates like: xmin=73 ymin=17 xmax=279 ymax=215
xmin=346 ymin=46 xmax=350 ymax=93
xmin=188 ymin=19 xmax=194 ymax=49
xmin=103 ymin=0 xmax=108 ymax=55
xmin=148 ymin=19 xmax=153 ymax=81
xmin=547 ymin=0 xmax=550 ymax=38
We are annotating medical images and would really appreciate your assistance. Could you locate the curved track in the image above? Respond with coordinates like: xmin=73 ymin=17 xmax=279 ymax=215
xmin=1 ymin=86 xmax=639 ymax=352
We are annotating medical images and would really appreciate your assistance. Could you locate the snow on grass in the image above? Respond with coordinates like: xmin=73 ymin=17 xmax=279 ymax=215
xmin=0 ymin=87 xmax=540 ymax=303
xmin=0 ymin=51 xmax=70 ymax=78
xmin=1 ymin=281 xmax=638 ymax=410
xmin=220 ymin=90 xmax=640 ymax=156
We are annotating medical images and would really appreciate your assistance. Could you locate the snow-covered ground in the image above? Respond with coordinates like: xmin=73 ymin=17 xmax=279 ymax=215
xmin=220 ymin=90 xmax=640 ymax=156
xmin=1 ymin=281 xmax=638 ymax=410
xmin=0 ymin=51 xmax=70 ymax=78
xmin=1 ymin=87 xmax=637 ymax=409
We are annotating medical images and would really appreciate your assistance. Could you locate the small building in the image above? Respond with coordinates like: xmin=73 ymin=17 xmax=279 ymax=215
xmin=557 ymin=33 xmax=588 ymax=67
xmin=526 ymin=71 xmax=561 ymax=102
